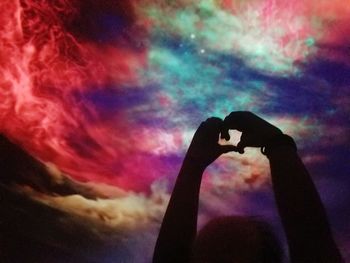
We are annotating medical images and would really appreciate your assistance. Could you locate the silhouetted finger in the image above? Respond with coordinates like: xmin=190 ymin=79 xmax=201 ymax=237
xmin=220 ymin=122 xmax=230 ymax=140
xmin=223 ymin=111 xmax=251 ymax=131
xmin=203 ymin=117 xmax=223 ymax=137
xmin=235 ymin=131 xmax=251 ymax=154
xmin=236 ymin=141 xmax=245 ymax=154
xmin=205 ymin=117 xmax=222 ymax=126
xmin=221 ymin=113 xmax=240 ymax=140
xmin=219 ymin=145 xmax=239 ymax=154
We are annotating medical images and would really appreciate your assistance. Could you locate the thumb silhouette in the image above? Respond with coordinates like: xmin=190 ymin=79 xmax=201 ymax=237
xmin=219 ymin=145 xmax=238 ymax=154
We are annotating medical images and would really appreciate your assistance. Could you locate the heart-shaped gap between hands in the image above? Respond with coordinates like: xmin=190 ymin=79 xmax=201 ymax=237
xmin=218 ymin=129 xmax=242 ymax=148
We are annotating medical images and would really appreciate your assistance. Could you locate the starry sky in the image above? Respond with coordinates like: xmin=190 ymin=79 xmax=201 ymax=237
xmin=0 ymin=0 xmax=349 ymax=262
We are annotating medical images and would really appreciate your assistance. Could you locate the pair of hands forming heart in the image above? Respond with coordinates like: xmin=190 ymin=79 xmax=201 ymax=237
xmin=185 ymin=111 xmax=283 ymax=169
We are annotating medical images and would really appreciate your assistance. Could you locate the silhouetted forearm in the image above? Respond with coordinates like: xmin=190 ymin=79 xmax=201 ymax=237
xmin=153 ymin=157 xmax=204 ymax=263
xmin=268 ymin=146 xmax=343 ymax=262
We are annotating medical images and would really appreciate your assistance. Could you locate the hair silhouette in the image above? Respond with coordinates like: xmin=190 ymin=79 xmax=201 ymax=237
xmin=192 ymin=216 xmax=283 ymax=263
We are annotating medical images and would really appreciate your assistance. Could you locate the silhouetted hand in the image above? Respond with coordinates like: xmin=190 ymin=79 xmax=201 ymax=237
xmin=221 ymin=111 xmax=282 ymax=154
xmin=185 ymin=117 xmax=238 ymax=169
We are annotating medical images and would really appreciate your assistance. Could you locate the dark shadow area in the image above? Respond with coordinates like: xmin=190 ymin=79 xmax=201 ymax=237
xmin=0 ymin=134 xmax=132 ymax=263
xmin=0 ymin=184 xmax=103 ymax=263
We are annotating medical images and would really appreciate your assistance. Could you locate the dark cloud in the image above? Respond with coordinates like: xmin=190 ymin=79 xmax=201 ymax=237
xmin=0 ymin=184 xmax=134 ymax=263
xmin=0 ymin=134 xmax=102 ymax=198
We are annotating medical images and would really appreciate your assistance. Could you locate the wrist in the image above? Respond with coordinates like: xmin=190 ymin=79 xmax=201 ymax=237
xmin=261 ymin=134 xmax=297 ymax=157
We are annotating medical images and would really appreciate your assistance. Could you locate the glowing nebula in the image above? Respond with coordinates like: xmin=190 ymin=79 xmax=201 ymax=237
xmin=0 ymin=0 xmax=349 ymax=262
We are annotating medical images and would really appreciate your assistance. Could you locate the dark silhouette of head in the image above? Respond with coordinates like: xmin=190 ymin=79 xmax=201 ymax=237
xmin=192 ymin=216 xmax=283 ymax=263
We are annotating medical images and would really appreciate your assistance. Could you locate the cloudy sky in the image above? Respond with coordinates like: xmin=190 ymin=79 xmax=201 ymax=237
xmin=0 ymin=0 xmax=349 ymax=262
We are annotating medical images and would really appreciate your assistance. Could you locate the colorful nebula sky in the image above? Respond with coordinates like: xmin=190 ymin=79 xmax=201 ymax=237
xmin=1 ymin=0 xmax=349 ymax=262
